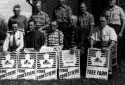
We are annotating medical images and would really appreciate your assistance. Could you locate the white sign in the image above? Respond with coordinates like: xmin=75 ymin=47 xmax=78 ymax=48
xmin=37 ymin=52 xmax=57 ymax=80
xmin=0 ymin=53 xmax=17 ymax=79
xmin=86 ymin=48 xmax=109 ymax=80
xmin=17 ymin=53 xmax=36 ymax=80
xmin=59 ymin=50 xmax=80 ymax=79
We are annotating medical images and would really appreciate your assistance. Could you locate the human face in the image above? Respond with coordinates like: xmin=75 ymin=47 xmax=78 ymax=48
xmin=100 ymin=17 xmax=107 ymax=28
xmin=59 ymin=0 xmax=65 ymax=5
xmin=36 ymin=1 xmax=41 ymax=12
xmin=13 ymin=7 xmax=20 ymax=16
xmin=81 ymin=3 xmax=87 ymax=13
xmin=51 ymin=22 xmax=57 ymax=31
xmin=29 ymin=21 xmax=35 ymax=31
xmin=12 ymin=23 xmax=18 ymax=32
xmin=109 ymin=0 xmax=116 ymax=7
xmin=70 ymin=17 xmax=77 ymax=26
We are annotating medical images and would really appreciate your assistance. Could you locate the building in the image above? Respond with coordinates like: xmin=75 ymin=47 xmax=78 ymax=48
xmin=27 ymin=0 xmax=125 ymax=58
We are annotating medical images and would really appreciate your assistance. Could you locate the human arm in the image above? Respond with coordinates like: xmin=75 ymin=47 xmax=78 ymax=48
xmin=8 ymin=18 xmax=12 ymax=31
xmin=89 ymin=14 xmax=95 ymax=38
xmin=90 ymin=39 xmax=94 ymax=48
xmin=59 ymin=31 xmax=64 ymax=48
xmin=108 ymin=27 xmax=117 ymax=49
xmin=119 ymin=8 xmax=125 ymax=38
xmin=39 ymin=13 xmax=50 ymax=32
xmin=16 ymin=32 xmax=24 ymax=52
xmin=3 ymin=33 xmax=10 ymax=52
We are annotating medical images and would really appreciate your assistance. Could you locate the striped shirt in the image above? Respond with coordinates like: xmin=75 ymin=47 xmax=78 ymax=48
xmin=47 ymin=29 xmax=64 ymax=46
xmin=30 ymin=11 xmax=50 ymax=29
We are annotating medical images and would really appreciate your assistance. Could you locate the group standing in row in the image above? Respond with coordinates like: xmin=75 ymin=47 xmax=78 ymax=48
xmin=3 ymin=0 xmax=125 ymax=76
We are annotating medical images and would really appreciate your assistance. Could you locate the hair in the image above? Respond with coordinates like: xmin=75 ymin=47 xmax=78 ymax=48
xmin=28 ymin=20 xmax=35 ymax=24
xmin=36 ymin=0 xmax=42 ymax=6
xmin=13 ymin=4 xmax=21 ymax=9
xmin=80 ymin=2 xmax=87 ymax=7
xmin=99 ymin=15 xmax=106 ymax=19
xmin=51 ymin=21 xmax=58 ymax=26
xmin=11 ymin=21 xmax=19 ymax=26
xmin=70 ymin=15 xmax=78 ymax=21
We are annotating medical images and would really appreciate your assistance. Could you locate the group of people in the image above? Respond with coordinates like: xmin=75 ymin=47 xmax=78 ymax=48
xmin=2 ymin=0 xmax=125 ymax=77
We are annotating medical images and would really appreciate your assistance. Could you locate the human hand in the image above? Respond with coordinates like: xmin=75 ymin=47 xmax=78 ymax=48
xmin=118 ymin=31 xmax=123 ymax=39
xmin=69 ymin=47 xmax=76 ymax=55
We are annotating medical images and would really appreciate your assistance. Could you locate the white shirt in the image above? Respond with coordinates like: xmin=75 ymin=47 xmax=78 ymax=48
xmin=3 ymin=30 xmax=24 ymax=52
xmin=91 ymin=25 xmax=117 ymax=42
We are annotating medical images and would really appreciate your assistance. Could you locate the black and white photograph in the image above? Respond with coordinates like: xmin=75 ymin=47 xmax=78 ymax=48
xmin=0 ymin=0 xmax=125 ymax=85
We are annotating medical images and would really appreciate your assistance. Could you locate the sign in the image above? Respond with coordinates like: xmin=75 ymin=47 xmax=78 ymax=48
xmin=40 ymin=46 xmax=54 ymax=52
xmin=36 ymin=52 xmax=57 ymax=80
xmin=59 ymin=50 xmax=80 ymax=79
xmin=17 ymin=53 xmax=36 ymax=80
xmin=86 ymin=48 xmax=109 ymax=80
xmin=0 ymin=53 xmax=17 ymax=79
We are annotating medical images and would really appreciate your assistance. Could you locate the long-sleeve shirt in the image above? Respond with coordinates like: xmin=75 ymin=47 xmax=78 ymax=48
xmin=3 ymin=30 xmax=24 ymax=52
xmin=25 ymin=30 xmax=45 ymax=50
xmin=47 ymin=29 xmax=64 ymax=47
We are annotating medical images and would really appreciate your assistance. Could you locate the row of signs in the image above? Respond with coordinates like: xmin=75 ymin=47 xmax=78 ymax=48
xmin=0 ymin=50 xmax=80 ymax=80
xmin=0 ymin=48 xmax=111 ymax=80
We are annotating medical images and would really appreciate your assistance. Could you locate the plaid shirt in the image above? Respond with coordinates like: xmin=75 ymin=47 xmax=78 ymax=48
xmin=47 ymin=29 xmax=64 ymax=46
xmin=104 ymin=5 xmax=125 ymax=25
xmin=30 ymin=11 xmax=50 ymax=29
xmin=79 ymin=12 xmax=95 ymax=33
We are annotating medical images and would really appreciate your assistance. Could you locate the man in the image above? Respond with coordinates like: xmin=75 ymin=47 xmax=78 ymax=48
xmin=79 ymin=2 xmax=95 ymax=39
xmin=8 ymin=4 xmax=27 ymax=33
xmin=78 ymin=3 xmax=95 ymax=76
xmin=90 ymin=16 xmax=117 ymax=75
xmin=69 ymin=15 xmax=81 ymax=49
xmin=3 ymin=22 xmax=24 ymax=52
xmin=69 ymin=15 xmax=85 ymax=77
xmin=78 ymin=2 xmax=95 ymax=53
xmin=25 ymin=20 xmax=45 ymax=51
xmin=53 ymin=0 xmax=72 ymax=49
xmin=46 ymin=21 xmax=64 ymax=49
xmin=103 ymin=0 xmax=125 ymax=67
xmin=90 ymin=16 xmax=117 ymax=49
xmin=30 ymin=1 xmax=50 ymax=32
xmin=104 ymin=0 xmax=125 ymax=37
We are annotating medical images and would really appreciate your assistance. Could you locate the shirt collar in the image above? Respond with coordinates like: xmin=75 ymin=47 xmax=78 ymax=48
xmin=37 ymin=11 xmax=44 ymax=15
xmin=82 ymin=11 xmax=88 ymax=16
xmin=60 ymin=4 xmax=66 ymax=9
xmin=101 ymin=25 xmax=109 ymax=31
xmin=109 ymin=5 xmax=118 ymax=11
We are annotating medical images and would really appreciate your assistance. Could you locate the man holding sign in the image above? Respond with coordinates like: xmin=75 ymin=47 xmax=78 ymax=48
xmin=90 ymin=16 xmax=117 ymax=76
xmin=90 ymin=16 xmax=117 ymax=50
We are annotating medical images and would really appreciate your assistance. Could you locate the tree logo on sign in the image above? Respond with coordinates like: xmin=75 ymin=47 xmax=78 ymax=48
xmin=2 ymin=54 xmax=14 ymax=68
xmin=21 ymin=54 xmax=34 ymax=68
xmin=91 ymin=51 xmax=106 ymax=66
xmin=40 ymin=54 xmax=53 ymax=68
